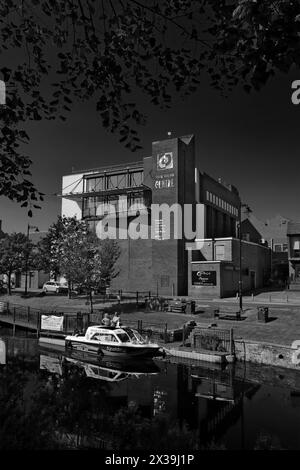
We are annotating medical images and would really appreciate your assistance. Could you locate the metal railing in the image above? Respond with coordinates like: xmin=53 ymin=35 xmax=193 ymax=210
xmin=0 ymin=302 xmax=89 ymax=335
xmin=192 ymin=327 xmax=234 ymax=354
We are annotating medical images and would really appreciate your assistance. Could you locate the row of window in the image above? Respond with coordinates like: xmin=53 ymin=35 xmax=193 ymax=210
xmin=85 ymin=170 xmax=144 ymax=193
xmin=274 ymin=243 xmax=288 ymax=253
xmin=206 ymin=191 xmax=238 ymax=216
xmin=82 ymin=193 xmax=149 ymax=217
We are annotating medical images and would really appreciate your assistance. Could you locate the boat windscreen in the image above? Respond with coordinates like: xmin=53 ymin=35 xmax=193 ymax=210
xmin=117 ymin=333 xmax=131 ymax=343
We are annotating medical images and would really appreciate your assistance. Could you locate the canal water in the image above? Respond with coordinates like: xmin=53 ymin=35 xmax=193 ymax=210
xmin=1 ymin=329 xmax=300 ymax=450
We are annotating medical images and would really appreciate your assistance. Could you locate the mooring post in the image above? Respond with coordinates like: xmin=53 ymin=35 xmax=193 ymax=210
xmin=164 ymin=323 xmax=168 ymax=343
xmin=36 ymin=312 xmax=41 ymax=338
xmin=27 ymin=306 xmax=30 ymax=323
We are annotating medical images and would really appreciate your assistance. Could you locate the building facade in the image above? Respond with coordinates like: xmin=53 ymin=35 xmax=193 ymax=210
xmin=61 ymin=134 xmax=268 ymax=298
xmin=187 ymin=237 xmax=271 ymax=298
xmin=241 ymin=214 xmax=289 ymax=285
xmin=287 ymin=222 xmax=300 ymax=289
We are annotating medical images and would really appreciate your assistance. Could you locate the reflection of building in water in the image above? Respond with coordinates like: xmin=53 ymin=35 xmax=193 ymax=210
xmin=176 ymin=361 xmax=260 ymax=445
xmin=153 ymin=389 xmax=168 ymax=416
xmin=38 ymin=349 xmax=261 ymax=448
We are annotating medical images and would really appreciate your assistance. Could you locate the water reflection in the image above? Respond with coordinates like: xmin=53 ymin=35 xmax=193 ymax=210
xmin=40 ymin=349 xmax=161 ymax=382
xmin=1 ymin=332 xmax=300 ymax=450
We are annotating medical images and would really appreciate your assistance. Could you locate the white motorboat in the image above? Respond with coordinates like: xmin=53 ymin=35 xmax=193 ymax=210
xmin=65 ymin=325 xmax=163 ymax=358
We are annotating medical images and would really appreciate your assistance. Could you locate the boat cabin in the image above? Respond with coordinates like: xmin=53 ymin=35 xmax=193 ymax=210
xmin=84 ymin=326 xmax=146 ymax=345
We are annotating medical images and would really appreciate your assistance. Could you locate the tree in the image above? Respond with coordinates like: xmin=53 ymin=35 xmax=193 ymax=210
xmin=1 ymin=0 xmax=299 ymax=209
xmin=0 ymin=232 xmax=34 ymax=294
xmin=36 ymin=216 xmax=120 ymax=309
xmin=73 ymin=234 xmax=120 ymax=312
xmin=36 ymin=217 xmax=68 ymax=280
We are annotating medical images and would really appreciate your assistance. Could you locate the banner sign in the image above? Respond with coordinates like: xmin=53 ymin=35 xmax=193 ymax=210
xmin=192 ymin=270 xmax=216 ymax=286
xmin=41 ymin=315 xmax=64 ymax=331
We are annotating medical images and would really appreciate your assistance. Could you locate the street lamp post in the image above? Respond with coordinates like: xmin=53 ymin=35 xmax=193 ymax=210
xmin=238 ymin=203 xmax=251 ymax=318
xmin=24 ymin=224 xmax=39 ymax=296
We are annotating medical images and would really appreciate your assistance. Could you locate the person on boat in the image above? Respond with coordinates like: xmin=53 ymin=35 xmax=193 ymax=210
xmin=102 ymin=312 xmax=111 ymax=327
xmin=111 ymin=312 xmax=121 ymax=328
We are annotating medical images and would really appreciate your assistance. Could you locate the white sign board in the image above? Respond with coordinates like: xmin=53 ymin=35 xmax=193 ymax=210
xmin=41 ymin=315 xmax=64 ymax=331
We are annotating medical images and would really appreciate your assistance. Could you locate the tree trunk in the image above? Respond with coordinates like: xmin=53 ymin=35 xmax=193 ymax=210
xmin=8 ymin=271 xmax=11 ymax=295
xmin=68 ymin=280 xmax=72 ymax=299
xmin=89 ymin=289 xmax=94 ymax=314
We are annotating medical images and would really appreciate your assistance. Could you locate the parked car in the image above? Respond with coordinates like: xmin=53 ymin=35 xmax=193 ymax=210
xmin=0 ymin=281 xmax=7 ymax=294
xmin=42 ymin=281 xmax=68 ymax=294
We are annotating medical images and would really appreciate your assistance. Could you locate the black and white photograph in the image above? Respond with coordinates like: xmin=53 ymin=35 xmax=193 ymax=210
xmin=1 ymin=0 xmax=300 ymax=458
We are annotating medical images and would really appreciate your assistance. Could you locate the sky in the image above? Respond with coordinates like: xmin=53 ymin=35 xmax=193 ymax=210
xmin=1 ymin=64 xmax=300 ymax=233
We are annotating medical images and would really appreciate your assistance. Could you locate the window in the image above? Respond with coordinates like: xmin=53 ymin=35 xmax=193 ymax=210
xmin=282 ymin=244 xmax=288 ymax=252
xmin=91 ymin=333 xmax=118 ymax=342
xmin=294 ymin=240 xmax=300 ymax=250
xmin=129 ymin=171 xmax=143 ymax=187
xmin=274 ymin=244 xmax=282 ymax=252
xmin=117 ymin=333 xmax=130 ymax=343
xmin=85 ymin=176 xmax=105 ymax=192
xmin=215 ymin=244 xmax=225 ymax=260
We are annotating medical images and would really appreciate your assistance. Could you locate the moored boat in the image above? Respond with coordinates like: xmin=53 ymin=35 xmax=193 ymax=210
xmin=65 ymin=325 xmax=163 ymax=358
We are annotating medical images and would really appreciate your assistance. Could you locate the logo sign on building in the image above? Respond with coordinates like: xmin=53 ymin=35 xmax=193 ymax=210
xmin=157 ymin=152 xmax=173 ymax=170
xmin=154 ymin=177 xmax=174 ymax=190
xmin=192 ymin=270 xmax=217 ymax=286
xmin=0 ymin=80 xmax=6 ymax=105
xmin=41 ymin=315 xmax=64 ymax=331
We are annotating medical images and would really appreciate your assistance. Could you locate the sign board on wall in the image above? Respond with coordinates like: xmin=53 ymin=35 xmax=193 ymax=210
xmin=192 ymin=270 xmax=217 ymax=286
xmin=41 ymin=315 xmax=64 ymax=331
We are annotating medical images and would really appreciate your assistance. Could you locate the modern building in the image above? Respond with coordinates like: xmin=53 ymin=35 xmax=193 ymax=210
xmin=61 ymin=134 xmax=270 ymax=298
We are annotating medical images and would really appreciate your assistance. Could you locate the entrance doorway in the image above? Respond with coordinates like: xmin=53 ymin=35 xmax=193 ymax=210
xmin=295 ymin=265 xmax=300 ymax=280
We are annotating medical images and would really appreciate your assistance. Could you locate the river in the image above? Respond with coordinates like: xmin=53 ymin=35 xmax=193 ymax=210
xmin=0 ymin=329 xmax=300 ymax=450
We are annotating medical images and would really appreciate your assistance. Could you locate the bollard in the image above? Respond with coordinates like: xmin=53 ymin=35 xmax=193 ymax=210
xmin=164 ymin=323 xmax=168 ymax=343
